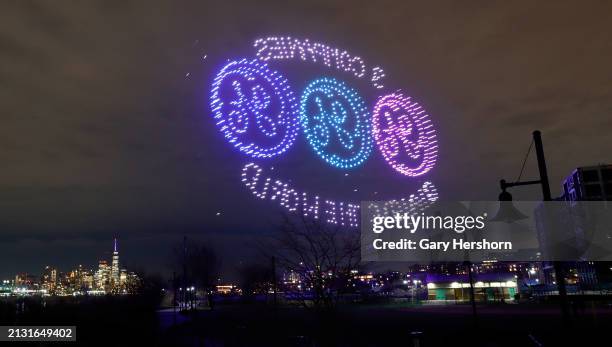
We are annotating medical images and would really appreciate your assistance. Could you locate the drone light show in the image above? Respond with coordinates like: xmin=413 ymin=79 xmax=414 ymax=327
xmin=209 ymin=36 xmax=440 ymax=228
xmin=372 ymin=93 xmax=438 ymax=177
xmin=210 ymin=58 xmax=300 ymax=158
xmin=300 ymin=77 xmax=373 ymax=169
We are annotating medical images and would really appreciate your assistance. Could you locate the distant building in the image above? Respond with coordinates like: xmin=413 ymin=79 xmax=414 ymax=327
xmin=563 ymin=164 xmax=612 ymax=201
xmin=0 ymin=280 xmax=12 ymax=296
xmin=82 ymin=270 xmax=94 ymax=290
xmin=425 ymin=273 xmax=517 ymax=301
xmin=7 ymin=236 xmax=140 ymax=297
xmin=282 ymin=269 xmax=302 ymax=291
xmin=66 ymin=265 xmax=91 ymax=292
xmin=535 ymin=165 xmax=612 ymax=292
xmin=564 ymin=165 xmax=612 ymax=287
xmin=124 ymin=271 xmax=141 ymax=294
xmin=215 ymin=284 xmax=240 ymax=295
xmin=42 ymin=266 xmax=57 ymax=293
xmin=96 ymin=260 xmax=110 ymax=291
xmin=120 ymin=269 xmax=127 ymax=287
xmin=15 ymin=273 xmax=37 ymax=288
xmin=111 ymin=238 xmax=120 ymax=289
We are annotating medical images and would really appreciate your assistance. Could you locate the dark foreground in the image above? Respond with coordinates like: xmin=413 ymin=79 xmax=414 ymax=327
xmin=2 ymin=297 xmax=612 ymax=346
xmin=159 ymin=301 xmax=612 ymax=347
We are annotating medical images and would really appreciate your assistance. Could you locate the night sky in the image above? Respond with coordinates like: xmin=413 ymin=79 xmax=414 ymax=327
xmin=1 ymin=0 xmax=611 ymax=280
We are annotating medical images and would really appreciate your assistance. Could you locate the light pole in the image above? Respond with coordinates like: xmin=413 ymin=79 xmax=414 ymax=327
xmin=172 ymin=271 xmax=176 ymax=325
xmin=465 ymin=261 xmax=478 ymax=327
xmin=497 ymin=130 xmax=570 ymax=324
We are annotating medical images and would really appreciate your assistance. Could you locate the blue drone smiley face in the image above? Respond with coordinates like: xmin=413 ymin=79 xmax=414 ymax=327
xmin=300 ymin=77 xmax=373 ymax=169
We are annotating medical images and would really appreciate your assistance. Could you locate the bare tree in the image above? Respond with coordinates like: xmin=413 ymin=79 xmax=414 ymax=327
xmin=171 ymin=238 xmax=221 ymax=294
xmin=238 ymin=262 xmax=273 ymax=298
xmin=270 ymin=214 xmax=361 ymax=310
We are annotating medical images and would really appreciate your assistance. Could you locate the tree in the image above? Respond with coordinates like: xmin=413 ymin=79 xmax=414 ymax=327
xmin=238 ymin=262 xmax=273 ymax=298
xmin=269 ymin=214 xmax=361 ymax=310
xmin=171 ymin=238 xmax=221 ymax=308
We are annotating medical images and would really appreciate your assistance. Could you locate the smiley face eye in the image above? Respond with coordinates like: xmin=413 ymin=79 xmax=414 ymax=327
xmin=372 ymin=93 xmax=438 ymax=177
xmin=210 ymin=59 xmax=300 ymax=159
xmin=299 ymin=77 xmax=373 ymax=169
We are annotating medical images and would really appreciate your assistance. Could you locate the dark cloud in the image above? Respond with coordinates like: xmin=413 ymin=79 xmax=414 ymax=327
xmin=1 ymin=0 xmax=611 ymax=278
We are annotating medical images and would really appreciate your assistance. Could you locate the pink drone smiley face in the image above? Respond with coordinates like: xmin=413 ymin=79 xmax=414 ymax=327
xmin=372 ymin=92 xmax=438 ymax=177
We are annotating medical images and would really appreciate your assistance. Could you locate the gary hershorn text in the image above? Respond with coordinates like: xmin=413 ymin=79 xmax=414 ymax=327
xmin=372 ymin=238 xmax=512 ymax=251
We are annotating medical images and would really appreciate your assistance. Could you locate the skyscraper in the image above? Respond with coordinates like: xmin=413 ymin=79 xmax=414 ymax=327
xmin=42 ymin=266 xmax=57 ymax=293
xmin=96 ymin=260 xmax=110 ymax=290
xmin=111 ymin=237 xmax=120 ymax=288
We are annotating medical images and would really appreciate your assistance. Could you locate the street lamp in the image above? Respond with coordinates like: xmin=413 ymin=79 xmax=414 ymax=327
xmin=495 ymin=130 xmax=570 ymax=324
xmin=489 ymin=182 xmax=528 ymax=222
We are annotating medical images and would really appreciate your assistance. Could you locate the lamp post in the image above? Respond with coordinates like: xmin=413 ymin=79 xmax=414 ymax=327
xmin=497 ymin=130 xmax=570 ymax=324
xmin=466 ymin=262 xmax=478 ymax=327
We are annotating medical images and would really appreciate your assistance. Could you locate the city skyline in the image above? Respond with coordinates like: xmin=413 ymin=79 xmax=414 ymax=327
xmin=1 ymin=2 xmax=612 ymax=346
xmin=3 ymin=237 xmax=141 ymax=296
xmin=3 ymin=163 xmax=609 ymax=280
xmin=2 ymin=0 xmax=612 ymax=281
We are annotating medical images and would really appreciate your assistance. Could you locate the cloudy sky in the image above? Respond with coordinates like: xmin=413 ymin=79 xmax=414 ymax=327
xmin=1 ymin=0 xmax=611 ymax=279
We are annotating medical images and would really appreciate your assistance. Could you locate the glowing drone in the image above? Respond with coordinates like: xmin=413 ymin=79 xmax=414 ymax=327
xmin=210 ymin=36 xmax=438 ymax=177
xmin=209 ymin=36 xmax=439 ymax=228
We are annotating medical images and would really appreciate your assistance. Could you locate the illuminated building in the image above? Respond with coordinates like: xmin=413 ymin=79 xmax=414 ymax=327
xmin=284 ymin=269 xmax=301 ymax=284
xmin=0 ymin=280 xmax=12 ymax=297
xmin=124 ymin=272 xmax=141 ymax=294
xmin=15 ymin=273 xmax=37 ymax=288
xmin=111 ymin=237 xmax=120 ymax=290
xmin=561 ymin=165 xmax=612 ymax=288
xmin=563 ymin=164 xmax=612 ymax=201
xmin=6 ymin=237 xmax=140 ymax=296
xmin=96 ymin=260 xmax=110 ymax=291
xmin=66 ymin=265 xmax=91 ymax=292
xmin=215 ymin=284 xmax=241 ymax=295
xmin=82 ymin=271 xmax=94 ymax=290
xmin=425 ymin=273 xmax=518 ymax=301
xmin=533 ymin=165 xmax=612 ymax=293
xmin=42 ymin=266 xmax=57 ymax=293
xmin=282 ymin=270 xmax=303 ymax=291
